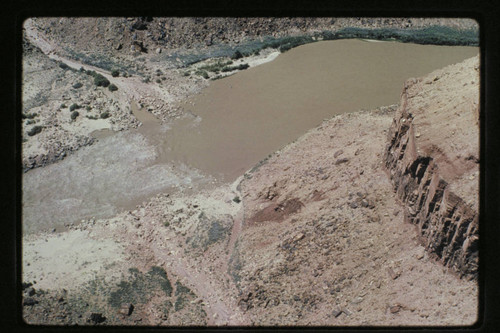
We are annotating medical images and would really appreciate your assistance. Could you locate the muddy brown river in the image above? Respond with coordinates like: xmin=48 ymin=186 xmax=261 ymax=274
xmin=158 ymin=40 xmax=479 ymax=181
xmin=23 ymin=39 xmax=478 ymax=233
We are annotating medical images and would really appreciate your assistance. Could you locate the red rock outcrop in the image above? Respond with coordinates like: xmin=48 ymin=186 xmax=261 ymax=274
xmin=384 ymin=56 xmax=479 ymax=279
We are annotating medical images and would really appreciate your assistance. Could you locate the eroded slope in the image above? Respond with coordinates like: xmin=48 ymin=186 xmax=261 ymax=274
xmin=385 ymin=56 xmax=479 ymax=278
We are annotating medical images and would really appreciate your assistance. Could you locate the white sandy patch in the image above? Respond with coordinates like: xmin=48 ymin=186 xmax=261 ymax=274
xmin=245 ymin=49 xmax=280 ymax=67
xmin=359 ymin=38 xmax=392 ymax=43
xmin=22 ymin=229 xmax=126 ymax=291
xmin=63 ymin=117 xmax=112 ymax=134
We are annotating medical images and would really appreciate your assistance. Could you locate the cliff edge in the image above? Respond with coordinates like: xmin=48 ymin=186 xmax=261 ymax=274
xmin=384 ymin=56 xmax=479 ymax=279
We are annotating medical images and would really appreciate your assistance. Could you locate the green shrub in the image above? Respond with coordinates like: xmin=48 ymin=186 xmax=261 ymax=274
xmin=86 ymin=115 xmax=98 ymax=120
xmin=25 ymin=119 xmax=36 ymax=125
xmin=111 ymin=69 xmax=120 ymax=77
xmin=231 ymin=50 xmax=243 ymax=60
xmin=238 ymin=63 xmax=249 ymax=70
xmin=221 ymin=63 xmax=249 ymax=72
xmin=100 ymin=112 xmax=110 ymax=119
xmin=94 ymin=74 xmax=110 ymax=87
xmin=27 ymin=125 xmax=42 ymax=136
xmin=108 ymin=266 xmax=172 ymax=308
xmin=70 ymin=111 xmax=79 ymax=120
xmin=232 ymin=196 xmax=241 ymax=203
xmin=72 ymin=82 xmax=83 ymax=89
xmin=86 ymin=106 xmax=91 ymax=111
xmin=22 ymin=112 xmax=38 ymax=119
xmin=108 ymin=84 xmax=118 ymax=92
xmin=59 ymin=62 xmax=69 ymax=70
xmin=69 ymin=103 xmax=80 ymax=111
xmin=155 ymin=78 xmax=161 ymax=83
xmin=197 ymin=60 xmax=234 ymax=74
xmin=194 ymin=70 xmax=210 ymax=79
xmin=60 ymin=103 xmax=67 ymax=108
xmin=79 ymin=67 xmax=85 ymax=72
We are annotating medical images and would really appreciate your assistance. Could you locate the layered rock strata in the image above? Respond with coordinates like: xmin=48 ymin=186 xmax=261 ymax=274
xmin=384 ymin=56 xmax=479 ymax=279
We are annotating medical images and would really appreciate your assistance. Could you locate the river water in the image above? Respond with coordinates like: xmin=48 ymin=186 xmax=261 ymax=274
xmin=157 ymin=40 xmax=478 ymax=181
xmin=23 ymin=39 xmax=478 ymax=233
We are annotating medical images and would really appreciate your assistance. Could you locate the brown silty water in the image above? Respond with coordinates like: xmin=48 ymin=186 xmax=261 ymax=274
xmin=153 ymin=40 xmax=478 ymax=182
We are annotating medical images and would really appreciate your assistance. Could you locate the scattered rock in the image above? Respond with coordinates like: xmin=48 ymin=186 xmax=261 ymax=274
xmin=387 ymin=267 xmax=400 ymax=280
xmin=22 ymin=282 xmax=33 ymax=290
xmin=351 ymin=297 xmax=364 ymax=304
xmin=341 ymin=307 xmax=352 ymax=316
xmin=332 ymin=309 xmax=342 ymax=318
xmin=293 ymin=233 xmax=305 ymax=242
xmin=27 ymin=287 xmax=36 ymax=296
xmin=390 ymin=304 xmax=403 ymax=313
xmin=119 ymin=303 xmax=134 ymax=316
xmin=87 ymin=312 xmax=106 ymax=324
xmin=335 ymin=158 xmax=349 ymax=165
xmin=416 ymin=248 xmax=425 ymax=260
xmin=23 ymin=298 xmax=38 ymax=306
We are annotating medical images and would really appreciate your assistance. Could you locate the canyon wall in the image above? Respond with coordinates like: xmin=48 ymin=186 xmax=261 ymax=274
xmin=384 ymin=56 xmax=480 ymax=279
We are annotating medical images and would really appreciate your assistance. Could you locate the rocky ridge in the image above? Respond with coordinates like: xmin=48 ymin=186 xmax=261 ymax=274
xmin=384 ymin=56 xmax=479 ymax=279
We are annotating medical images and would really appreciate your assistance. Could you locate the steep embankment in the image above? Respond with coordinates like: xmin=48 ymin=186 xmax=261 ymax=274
xmin=384 ymin=56 xmax=479 ymax=279
xmin=228 ymin=56 xmax=479 ymax=325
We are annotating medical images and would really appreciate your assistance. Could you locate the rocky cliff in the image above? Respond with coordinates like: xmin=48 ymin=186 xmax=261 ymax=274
xmin=384 ymin=56 xmax=479 ymax=279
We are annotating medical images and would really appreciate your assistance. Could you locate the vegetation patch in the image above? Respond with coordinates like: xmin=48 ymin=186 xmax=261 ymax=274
xmin=69 ymin=103 xmax=80 ymax=111
xmin=27 ymin=125 xmax=43 ymax=136
xmin=94 ymin=74 xmax=110 ymax=87
xmin=108 ymin=84 xmax=118 ymax=92
xmin=174 ymin=281 xmax=196 ymax=312
xmin=228 ymin=240 xmax=243 ymax=285
xmin=59 ymin=62 xmax=69 ymax=70
xmin=221 ymin=63 xmax=249 ymax=72
xmin=328 ymin=25 xmax=479 ymax=46
xmin=231 ymin=50 xmax=243 ymax=60
xmin=197 ymin=59 xmax=234 ymax=74
xmin=169 ymin=25 xmax=478 ymax=69
xmin=72 ymin=82 xmax=83 ymax=89
xmin=65 ymin=48 xmax=136 ymax=75
xmin=22 ymin=112 xmax=38 ymax=119
xmin=186 ymin=213 xmax=231 ymax=252
xmin=108 ymin=266 xmax=173 ymax=308
xmin=70 ymin=111 xmax=79 ymax=120
xmin=100 ymin=112 xmax=110 ymax=119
